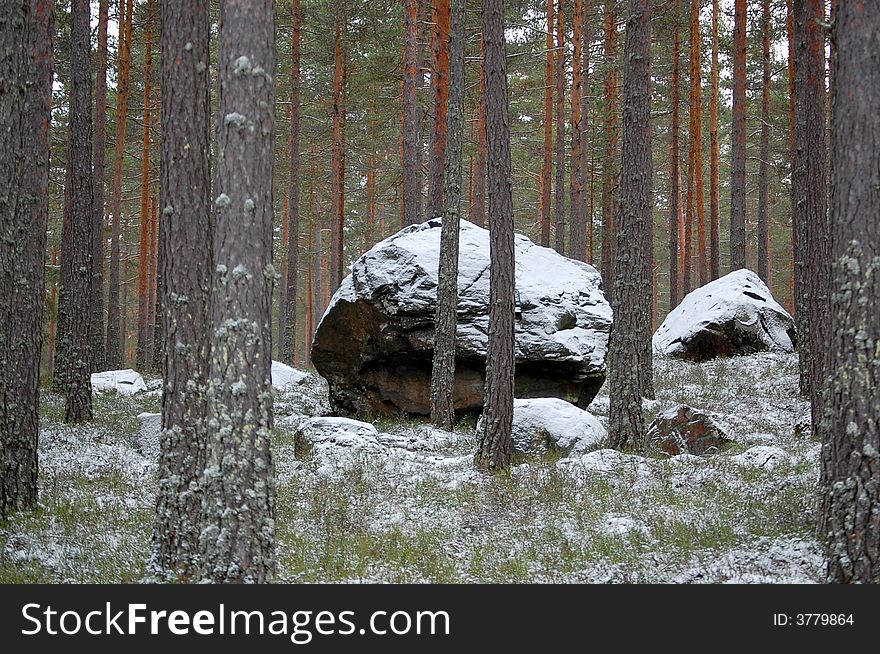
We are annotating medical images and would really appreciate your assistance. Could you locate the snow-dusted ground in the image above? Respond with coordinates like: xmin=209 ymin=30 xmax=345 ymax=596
xmin=0 ymin=352 xmax=824 ymax=583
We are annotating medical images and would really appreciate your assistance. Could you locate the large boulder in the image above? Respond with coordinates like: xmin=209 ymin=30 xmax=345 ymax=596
xmin=91 ymin=369 xmax=147 ymax=395
xmin=312 ymin=219 xmax=612 ymax=417
xmin=653 ymin=269 xmax=795 ymax=361
xmin=478 ymin=398 xmax=607 ymax=457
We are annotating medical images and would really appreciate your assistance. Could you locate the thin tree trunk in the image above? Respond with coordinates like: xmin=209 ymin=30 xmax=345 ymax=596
xmin=427 ymin=0 xmax=451 ymax=220
xmin=691 ymin=0 xmax=707 ymax=285
xmin=554 ymin=0 xmax=565 ymax=255
xmin=730 ymin=0 xmax=747 ymax=270
xmin=669 ymin=0 xmax=682 ymax=310
xmin=757 ymin=0 xmax=771 ymax=285
xmin=569 ymin=0 xmax=587 ymax=262
xmin=91 ymin=0 xmax=109 ymax=371
xmin=541 ymin=0 xmax=553 ymax=248
xmin=471 ymin=36 xmax=487 ymax=228
xmin=709 ymin=0 xmax=720 ymax=280
xmin=430 ymin=0 xmax=465 ymax=431
xmin=474 ymin=0 xmax=515 ymax=473
xmin=200 ymin=0 xmax=277 ymax=584
xmin=608 ymin=0 xmax=652 ymax=450
xmin=786 ymin=0 xmax=796 ymax=313
xmin=403 ymin=0 xmax=422 ymax=226
xmin=0 ymin=0 xmax=54 ymax=515
xmin=136 ymin=0 xmax=154 ymax=370
xmin=144 ymin=187 xmax=157 ymax=369
xmin=600 ymin=0 xmax=619 ymax=300
xmin=283 ymin=0 xmax=301 ymax=366
xmin=819 ymin=0 xmax=880 ymax=583
xmin=152 ymin=0 xmax=213 ymax=580
xmin=330 ymin=21 xmax=346 ymax=291
xmin=107 ymin=0 xmax=133 ymax=369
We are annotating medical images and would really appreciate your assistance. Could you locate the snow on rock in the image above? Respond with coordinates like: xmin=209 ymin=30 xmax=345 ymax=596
xmin=271 ymin=360 xmax=311 ymax=391
xmin=478 ymin=397 xmax=606 ymax=457
xmin=91 ymin=369 xmax=147 ymax=395
xmin=136 ymin=412 xmax=161 ymax=459
xmin=295 ymin=417 xmax=382 ymax=451
xmin=647 ymin=404 xmax=730 ymax=456
xmin=653 ymin=269 xmax=795 ymax=361
xmin=312 ymin=218 xmax=612 ymax=417
xmin=558 ymin=448 xmax=650 ymax=477
xmin=730 ymin=445 xmax=791 ymax=471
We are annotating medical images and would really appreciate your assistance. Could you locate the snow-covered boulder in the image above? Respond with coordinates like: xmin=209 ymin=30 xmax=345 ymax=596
xmin=91 ymin=369 xmax=147 ymax=395
xmin=730 ymin=445 xmax=790 ymax=471
xmin=647 ymin=405 xmax=730 ymax=456
xmin=136 ymin=412 xmax=161 ymax=458
xmin=478 ymin=397 xmax=606 ymax=457
xmin=294 ymin=417 xmax=382 ymax=451
xmin=271 ymin=360 xmax=311 ymax=391
xmin=312 ymin=218 xmax=612 ymax=417
xmin=653 ymin=269 xmax=795 ymax=361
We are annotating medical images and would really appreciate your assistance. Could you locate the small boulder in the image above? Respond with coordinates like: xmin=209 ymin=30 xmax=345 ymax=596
xmin=647 ymin=405 xmax=729 ymax=456
xmin=731 ymin=445 xmax=790 ymax=471
xmin=271 ymin=360 xmax=311 ymax=391
xmin=136 ymin=412 xmax=161 ymax=458
xmin=294 ymin=416 xmax=381 ymax=451
xmin=653 ymin=269 xmax=795 ymax=361
xmin=478 ymin=397 xmax=607 ymax=457
xmin=91 ymin=369 xmax=147 ymax=395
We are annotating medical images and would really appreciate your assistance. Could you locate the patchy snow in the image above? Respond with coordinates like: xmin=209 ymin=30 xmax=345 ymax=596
xmin=136 ymin=412 xmax=161 ymax=459
xmin=653 ymin=269 xmax=795 ymax=358
xmin=271 ymin=360 xmax=310 ymax=391
xmin=730 ymin=445 xmax=791 ymax=471
xmin=91 ymin=369 xmax=147 ymax=395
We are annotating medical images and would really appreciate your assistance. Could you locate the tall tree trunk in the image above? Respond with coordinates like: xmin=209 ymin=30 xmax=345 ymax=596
xmin=470 ymin=36 xmax=487 ymax=228
xmin=144 ymin=187 xmax=157 ymax=369
xmin=200 ymin=0 xmax=277 ymax=584
xmin=553 ymin=0 xmax=565 ymax=254
xmin=691 ymin=0 xmax=707 ymax=285
xmin=757 ymin=0 xmax=771 ymax=285
xmin=819 ymin=0 xmax=880 ymax=583
xmin=402 ymin=0 xmax=423 ymax=226
xmin=709 ymin=0 xmax=720 ymax=280
xmin=153 ymin=0 xmax=214 ymax=580
xmin=282 ymin=0 xmax=301 ymax=366
xmin=0 ymin=0 xmax=54 ymax=516
xmin=669 ymin=0 xmax=682 ymax=310
xmin=48 ymin=247 xmax=59 ymax=381
xmin=107 ymin=0 xmax=133 ymax=369
xmin=91 ymin=0 xmax=109 ymax=371
xmin=427 ymin=0 xmax=451 ymax=220
xmin=430 ymin=0 xmax=465 ymax=431
xmin=330 ymin=21 xmax=346 ymax=291
xmin=474 ymin=0 xmax=515 ymax=473
xmin=61 ymin=0 xmax=94 ymax=423
xmin=569 ymin=0 xmax=588 ymax=262
xmin=136 ymin=0 xmax=155 ymax=370
xmin=540 ymin=0 xmax=554 ymax=248
xmin=608 ymin=0 xmax=652 ymax=450
xmin=730 ymin=0 xmax=747 ymax=270
xmin=600 ymin=0 xmax=619 ymax=300
xmin=786 ymin=0 xmax=796 ymax=313
xmin=151 ymin=204 xmax=164 ymax=374
xmin=793 ymin=0 xmax=829 ymax=412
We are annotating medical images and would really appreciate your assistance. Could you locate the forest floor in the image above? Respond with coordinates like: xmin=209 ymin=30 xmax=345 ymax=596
xmin=0 ymin=352 xmax=825 ymax=583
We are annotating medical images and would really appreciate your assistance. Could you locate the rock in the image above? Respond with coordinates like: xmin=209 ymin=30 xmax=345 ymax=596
xmin=294 ymin=416 xmax=382 ymax=451
xmin=478 ymin=397 xmax=606 ymax=457
xmin=271 ymin=360 xmax=311 ymax=391
xmin=730 ymin=445 xmax=790 ymax=471
xmin=653 ymin=269 xmax=795 ymax=361
xmin=312 ymin=219 xmax=612 ymax=417
xmin=647 ymin=405 xmax=729 ymax=456
xmin=91 ymin=369 xmax=147 ymax=395
xmin=136 ymin=412 xmax=161 ymax=458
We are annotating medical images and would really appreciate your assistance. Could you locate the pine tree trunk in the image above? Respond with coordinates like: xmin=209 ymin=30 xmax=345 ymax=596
xmin=757 ymin=0 xmax=771 ymax=285
xmin=136 ymin=0 xmax=154 ymax=370
xmin=107 ymin=0 xmax=133 ymax=369
xmin=61 ymin=0 xmax=95 ymax=423
xmin=600 ymin=0 xmax=619 ymax=301
xmin=819 ymin=0 xmax=880 ymax=583
xmin=669 ymin=0 xmax=682 ymax=311
xmin=608 ymin=0 xmax=652 ymax=451
xmin=474 ymin=0 xmax=515 ymax=473
xmin=430 ymin=0 xmax=465 ymax=431
xmin=540 ymin=0 xmax=554 ymax=248
xmin=153 ymin=0 xmax=214 ymax=580
xmin=793 ymin=0 xmax=829 ymax=412
xmin=553 ymin=0 xmax=565 ymax=255
xmin=91 ymin=0 xmax=109 ymax=372
xmin=330 ymin=21 xmax=346 ymax=291
xmin=0 ymin=0 xmax=54 ymax=516
xmin=470 ymin=37 xmax=487 ymax=228
xmin=786 ymin=0 xmax=796 ymax=313
xmin=403 ymin=0 xmax=423 ymax=226
xmin=709 ymin=0 xmax=720 ymax=280
xmin=282 ymin=0 xmax=301 ymax=366
xmin=427 ymin=0 xmax=451 ymax=220
xmin=730 ymin=0 xmax=747 ymax=270
xmin=691 ymin=0 xmax=707 ymax=285
xmin=569 ymin=0 xmax=586 ymax=262
xmin=200 ymin=0 xmax=277 ymax=583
